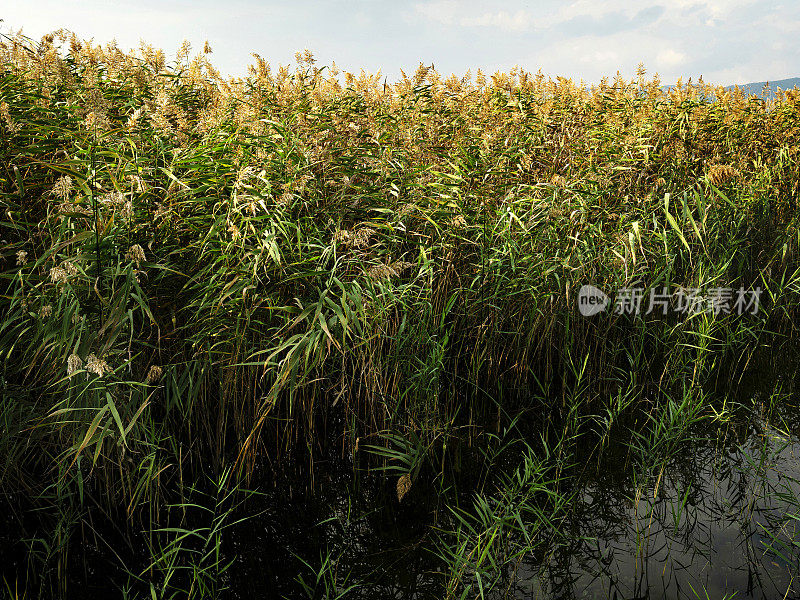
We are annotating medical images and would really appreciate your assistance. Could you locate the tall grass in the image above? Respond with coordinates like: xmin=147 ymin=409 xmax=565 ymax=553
xmin=1 ymin=29 xmax=799 ymax=597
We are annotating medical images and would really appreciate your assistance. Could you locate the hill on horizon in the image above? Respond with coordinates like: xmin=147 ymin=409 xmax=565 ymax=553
xmin=662 ymin=76 xmax=799 ymax=98
xmin=724 ymin=76 xmax=800 ymax=98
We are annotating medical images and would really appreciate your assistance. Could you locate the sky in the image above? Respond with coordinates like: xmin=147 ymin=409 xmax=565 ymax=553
xmin=2 ymin=0 xmax=799 ymax=86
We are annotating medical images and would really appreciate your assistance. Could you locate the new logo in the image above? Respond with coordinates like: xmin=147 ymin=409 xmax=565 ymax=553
xmin=578 ymin=285 xmax=609 ymax=316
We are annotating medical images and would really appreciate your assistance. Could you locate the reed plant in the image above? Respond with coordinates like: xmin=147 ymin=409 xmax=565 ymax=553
xmin=1 ymin=29 xmax=799 ymax=597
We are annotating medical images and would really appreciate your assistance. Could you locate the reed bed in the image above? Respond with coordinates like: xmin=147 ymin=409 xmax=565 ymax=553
xmin=1 ymin=29 xmax=799 ymax=598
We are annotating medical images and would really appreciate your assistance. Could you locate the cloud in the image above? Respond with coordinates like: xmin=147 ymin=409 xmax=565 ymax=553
xmin=411 ymin=0 xmax=767 ymax=35
xmin=557 ymin=0 xmax=645 ymax=21
xmin=3 ymin=0 xmax=796 ymax=84
xmin=759 ymin=11 xmax=800 ymax=33
xmin=461 ymin=10 xmax=531 ymax=32
xmin=703 ymin=66 xmax=751 ymax=85
xmin=413 ymin=0 xmax=459 ymax=25
xmin=657 ymin=48 xmax=687 ymax=68
xmin=523 ymin=31 xmax=697 ymax=83
xmin=413 ymin=3 xmax=533 ymax=32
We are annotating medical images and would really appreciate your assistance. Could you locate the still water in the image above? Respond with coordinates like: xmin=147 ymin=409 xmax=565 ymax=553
xmin=527 ymin=420 xmax=800 ymax=599
xmin=229 ymin=400 xmax=800 ymax=599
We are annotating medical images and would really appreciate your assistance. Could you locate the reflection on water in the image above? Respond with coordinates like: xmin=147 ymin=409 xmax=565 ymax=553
xmin=528 ymin=421 xmax=800 ymax=600
xmin=229 ymin=468 xmax=446 ymax=599
xmin=226 ymin=358 xmax=800 ymax=600
xmin=229 ymin=413 xmax=800 ymax=600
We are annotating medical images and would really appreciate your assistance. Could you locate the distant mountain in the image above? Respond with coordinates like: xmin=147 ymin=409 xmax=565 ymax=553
xmin=723 ymin=77 xmax=800 ymax=98
xmin=661 ymin=76 xmax=800 ymax=98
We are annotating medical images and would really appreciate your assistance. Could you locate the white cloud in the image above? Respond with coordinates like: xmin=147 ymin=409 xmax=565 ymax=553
xmin=460 ymin=10 xmax=531 ymax=32
xmin=704 ymin=66 xmax=751 ymax=85
xmin=3 ymin=0 xmax=795 ymax=83
xmin=558 ymin=0 xmax=642 ymax=21
xmin=758 ymin=11 xmax=800 ymax=33
xmin=413 ymin=0 xmax=459 ymax=25
xmin=523 ymin=32 xmax=699 ymax=83
xmin=657 ymin=48 xmax=687 ymax=68
xmin=590 ymin=49 xmax=620 ymax=64
xmin=411 ymin=0 xmax=765 ymax=34
xmin=414 ymin=3 xmax=535 ymax=31
xmin=703 ymin=0 xmax=759 ymax=18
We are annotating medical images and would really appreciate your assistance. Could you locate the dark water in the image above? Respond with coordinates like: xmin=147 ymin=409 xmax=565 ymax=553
xmin=528 ymin=421 xmax=800 ymax=599
xmin=9 ymin=363 xmax=799 ymax=599
xmin=221 ymin=412 xmax=800 ymax=599
xmin=224 ymin=361 xmax=800 ymax=599
xmin=227 ymin=461 xmax=449 ymax=598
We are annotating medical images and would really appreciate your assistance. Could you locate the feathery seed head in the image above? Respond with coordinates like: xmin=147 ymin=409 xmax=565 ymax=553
xmin=50 ymin=266 xmax=69 ymax=285
xmin=86 ymin=354 xmax=112 ymax=378
xmin=0 ymin=102 xmax=20 ymax=133
xmin=397 ymin=473 xmax=412 ymax=502
xmin=63 ymin=261 xmax=79 ymax=276
xmin=67 ymin=353 xmax=83 ymax=376
xmin=707 ymin=164 xmax=740 ymax=187
xmin=390 ymin=260 xmax=414 ymax=274
xmin=332 ymin=229 xmax=353 ymax=245
xmin=127 ymin=107 xmax=144 ymax=129
xmin=126 ymin=244 xmax=146 ymax=266
xmin=353 ymin=227 xmax=375 ymax=248
xmin=367 ymin=263 xmax=397 ymax=279
xmin=51 ymin=176 xmax=73 ymax=200
xmin=145 ymin=365 xmax=163 ymax=384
